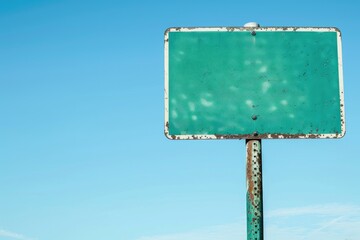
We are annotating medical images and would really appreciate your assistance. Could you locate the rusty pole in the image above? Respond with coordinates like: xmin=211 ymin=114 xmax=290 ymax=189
xmin=246 ymin=139 xmax=263 ymax=240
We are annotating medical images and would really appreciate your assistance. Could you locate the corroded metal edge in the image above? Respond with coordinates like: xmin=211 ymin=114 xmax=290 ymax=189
xmin=164 ymin=29 xmax=170 ymax=139
xmin=164 ymin=127 xmax=345 ymax=140
xmin=164 ymin=27 xmax=345 ymax=140
xmin=337 ymin=30 xmax=346 ymax=138
xmin=165 ymin=26 xmax=341 ymax=33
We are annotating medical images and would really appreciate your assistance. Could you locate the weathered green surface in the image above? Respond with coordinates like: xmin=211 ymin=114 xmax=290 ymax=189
xmin=166 ymin=28 xmax=343 ymax=139
xmin=247 ymin=192 xmax=263 ymax=240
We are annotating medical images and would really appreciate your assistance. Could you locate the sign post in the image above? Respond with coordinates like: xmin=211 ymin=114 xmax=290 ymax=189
xmin=164 ymin=23 xmax=345 ymax=240
xmin=244 ymin=22 xmax=264 ymax=240
xmin=246 ymin=139 xmax=263 ymax=240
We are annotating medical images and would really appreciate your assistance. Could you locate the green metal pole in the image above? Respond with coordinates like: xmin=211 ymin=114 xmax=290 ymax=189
xmin=246 ymin=139 xmax=263 ymax=240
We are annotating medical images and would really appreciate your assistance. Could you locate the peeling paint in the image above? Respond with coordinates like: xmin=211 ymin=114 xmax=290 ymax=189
xmin=165 ymin=26 xmax=341 ymax=33
xmin=164 ymin=132 xmax=344 ymax=140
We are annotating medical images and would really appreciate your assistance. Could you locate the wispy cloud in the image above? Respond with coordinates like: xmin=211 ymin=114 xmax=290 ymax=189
xmin=137 ymin=203 xmax=360 ymax=240
xmin=266 ymin=203 xmax=360 ymax=240
xmin=266 ymin=203 xmax=360 ymax=218
xmin=0 ymin=229 xmax=35 ymax=240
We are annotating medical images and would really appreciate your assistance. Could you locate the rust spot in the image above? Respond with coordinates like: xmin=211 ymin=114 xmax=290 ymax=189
xmin=169 ymin=135 xmax=180 ymax=140
xmin=247 ymin=140 xmax=263 ymax=209
xmin=226 ymin=27 xmax=236 ymax=32
xmin=247 ymin=141 xmax=255 ymax=205
xmin=215 ymin=134 xmax=259 ymax=139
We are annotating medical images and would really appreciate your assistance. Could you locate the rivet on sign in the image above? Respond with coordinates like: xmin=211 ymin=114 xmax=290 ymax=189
xmin=252 ymin=115 xmax=258 ymax=120
xmin=251 ymin=31 xmax=256 ymax=36
xmin=253 ymin=131 xmax=259 ymax=136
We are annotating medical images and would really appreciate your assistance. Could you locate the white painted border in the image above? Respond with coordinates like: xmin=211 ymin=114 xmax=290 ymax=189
xmin=336 ymin=30 xmax=346 ymax=138
xmin=164 ymin=27 xmax=345 ymax=140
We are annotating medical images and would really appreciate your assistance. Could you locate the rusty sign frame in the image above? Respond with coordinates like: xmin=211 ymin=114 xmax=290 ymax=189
xmin=164 ymin=27 xmax=345 ymax=140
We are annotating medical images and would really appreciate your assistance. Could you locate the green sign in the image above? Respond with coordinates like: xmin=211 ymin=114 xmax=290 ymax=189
xmin=164 ymin=27 xmax=345 ymax=139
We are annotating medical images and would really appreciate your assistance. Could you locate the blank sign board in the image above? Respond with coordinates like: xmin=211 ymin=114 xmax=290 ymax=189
xmin=164 ymin=27 xmax=345 ymax=139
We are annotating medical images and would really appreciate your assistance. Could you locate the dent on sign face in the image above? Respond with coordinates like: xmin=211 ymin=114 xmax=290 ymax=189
xmin=165 ymin=27 xmax=344 ymax=139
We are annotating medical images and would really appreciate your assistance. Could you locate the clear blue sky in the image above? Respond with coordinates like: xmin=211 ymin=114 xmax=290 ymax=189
xmin=0 ymin=1 xmax=359 ymax=240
